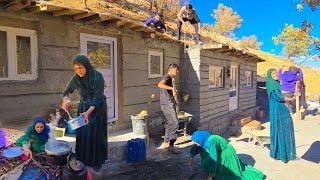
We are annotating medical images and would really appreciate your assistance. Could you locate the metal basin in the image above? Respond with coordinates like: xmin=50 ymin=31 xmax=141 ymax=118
xmin=45 ymin=140 xmax=71 ymax=166
xmin=45 ymin=140 xmax=71 ymax=156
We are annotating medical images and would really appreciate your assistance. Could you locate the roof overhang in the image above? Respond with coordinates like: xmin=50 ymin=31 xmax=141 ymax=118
xmin=0 ymin=1 xmax=266 ymax=62
xmin=0 ymin=0 xmax=181 ymax=43
xmin=202 ymin=43 xmax=265 ymax=62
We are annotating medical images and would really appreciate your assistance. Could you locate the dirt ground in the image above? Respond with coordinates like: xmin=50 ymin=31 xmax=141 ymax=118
xmin=93 ymin=115 xmax=320 ymax=180
xmin=97 ymin=136 xmax=209 ymax=180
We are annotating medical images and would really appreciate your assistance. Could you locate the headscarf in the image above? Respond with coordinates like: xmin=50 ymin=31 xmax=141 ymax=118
xmin=191 ymin=130 xmax=212 ymax=150
xmin=32 ymin=117 xmax=50 ymax=143
xmin=266 ymin=68 xmax=281 ymax=97
xmin=73 ymin=54 xmax=96 ymax=98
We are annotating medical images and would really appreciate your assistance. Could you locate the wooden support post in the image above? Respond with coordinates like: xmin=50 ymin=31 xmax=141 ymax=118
xmin=295 ymin=94 xmax=301 ymax=121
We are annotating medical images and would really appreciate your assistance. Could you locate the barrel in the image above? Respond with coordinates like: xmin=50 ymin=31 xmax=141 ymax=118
xmin=130 ymin=115 xmax=147 ymax=136
xmin=126 ymin=138 xmax=146 ymax=163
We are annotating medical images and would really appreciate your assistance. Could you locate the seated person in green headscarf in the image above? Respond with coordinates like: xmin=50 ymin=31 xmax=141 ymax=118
xmin=16 ymin=117 xmax=50 ymax=159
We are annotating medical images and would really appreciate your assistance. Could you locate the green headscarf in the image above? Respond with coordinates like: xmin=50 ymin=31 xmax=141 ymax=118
xmin=266 ymin=68 xmax=281 ymax=97
xmin=73 ymin=54 xmax=96 ymax=98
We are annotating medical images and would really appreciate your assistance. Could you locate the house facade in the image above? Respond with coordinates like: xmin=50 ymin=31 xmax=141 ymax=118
xmin=0 ymin=1 xmax=263 ymax=134
xmin=181 ymin=44 xmax=263 ymax=134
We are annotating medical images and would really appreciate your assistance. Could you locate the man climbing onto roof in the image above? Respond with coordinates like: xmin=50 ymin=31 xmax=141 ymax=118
xmin=177 ymin=4 xmax=201 ymax=42
xmin=144 ymin=12 xmax=166 ymax=33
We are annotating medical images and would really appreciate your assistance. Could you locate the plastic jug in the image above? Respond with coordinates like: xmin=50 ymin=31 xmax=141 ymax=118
xmin=126 ymin=138 xmax=146 ymax=163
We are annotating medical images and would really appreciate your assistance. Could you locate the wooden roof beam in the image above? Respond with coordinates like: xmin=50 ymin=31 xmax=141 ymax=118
xmin=73 ymin=12 xmax=95 ymax=20
xmin=104 ymin=19 xmax=121 ymax=29
xmin=4 ymin=0 xmax=23 ymax=10
xmin=52 ymin=8 xmax=72 ymax=16
xmin=117 ymin=21 xmax=132 ymax=28
xmin=3 ymin=0 xmax=20 ymax=8
xmin=83 ymin=14 xmax=118 ymax=25
xmin=102 ymin=18 xmax=120 ymax=26
xmin=3 ymin=0 xmax=31 ymax=11
xmin=132 ymin=26 xmax=147 ymax=32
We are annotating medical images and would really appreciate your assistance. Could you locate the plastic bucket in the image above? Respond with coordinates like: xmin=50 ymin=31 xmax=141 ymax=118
xmin=68 ymin=116 xmax=86 ymax=131
xmin=130 ymin=115 xmax=147 ymax=136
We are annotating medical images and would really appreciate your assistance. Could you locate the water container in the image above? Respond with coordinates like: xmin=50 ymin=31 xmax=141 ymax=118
xmin=126 ymin=138 xmax=146 ymax=163
xmin=65 ymin=120 xmax=75 ymax=135
xmin=130 ymin=115 xmax=147 ymax=136
xmin=0 ymin=128 xmax=6 ymax=148
xmin=68 ymin=116 xmax=86 ymax=131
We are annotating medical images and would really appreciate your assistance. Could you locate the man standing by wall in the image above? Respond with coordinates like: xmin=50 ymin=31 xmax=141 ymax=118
xmin=157 ymin=64 xmax=181 ymax=154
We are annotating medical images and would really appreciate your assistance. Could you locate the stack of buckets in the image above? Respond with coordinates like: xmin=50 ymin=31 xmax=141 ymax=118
xmin=126 ymin=115 xmax=147 ymax=163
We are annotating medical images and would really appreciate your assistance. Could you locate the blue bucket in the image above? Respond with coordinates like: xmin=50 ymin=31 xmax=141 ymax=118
xmin=126 ymin=138 xmax=146 ymax=163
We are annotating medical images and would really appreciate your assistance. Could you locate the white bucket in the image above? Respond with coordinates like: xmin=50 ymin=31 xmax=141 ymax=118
xmin=68 ymin=115 xmax=86 ymax=130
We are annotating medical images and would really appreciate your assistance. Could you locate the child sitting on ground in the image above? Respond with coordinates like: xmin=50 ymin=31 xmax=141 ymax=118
xmin=16 ymin=117 xmax=50 ymax=160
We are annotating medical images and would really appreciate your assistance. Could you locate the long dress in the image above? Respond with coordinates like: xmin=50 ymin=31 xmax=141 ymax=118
xmin=16 ymin=126 xmax=48 ymax=153
xmin=63 ymin=70 xmax=107 ymax=167
xmin=269 ymin=89 xmax=296 ymax=162
xmin=191 ymin=135 xmax=265 ymax=180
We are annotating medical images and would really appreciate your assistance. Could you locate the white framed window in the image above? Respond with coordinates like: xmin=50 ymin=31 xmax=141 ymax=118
xmin=245 ymin=71 xmax=253 ymax=87
xmin=209 ymin=65 xmax=224 ymax=88
xmin=148 ymin=50 xmax=163 ymax=78
xmin=0 ymin=26 xmax=38 ymax=81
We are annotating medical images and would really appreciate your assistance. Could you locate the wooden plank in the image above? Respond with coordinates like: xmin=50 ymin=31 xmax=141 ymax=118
xmin=27 ymin=6 xmax=41 ymax=13
xmin=72 ymin=12 xmax=95 ymax=20
xmin=52 ymin=8 xmax=72 ymax=16
xmin=2 ymin=0 xmax=20 ymax=8
xmin=102 ymin=18 xmax=120 ymax=27
xmin=0 ymin=70 xmax=73 ymax=96
xmin=296 ymin=94 xmax=302 ymax=121
xmin=200 ymin=111 xmax=229 ymax=123
xmin=5 ymin=0 xmax=32 ymax=11
xmin=123 ymin=86 xmax=159 ymax=106
xmin=117 ymin=21 xmax=132 ymax=28
xmin=0 ymin=93 xmax=62 ymax=123
xmin=83 ymin=14 xmax=102 ymax=25
xmin=200 ymin=100 xmax=229 ymax=112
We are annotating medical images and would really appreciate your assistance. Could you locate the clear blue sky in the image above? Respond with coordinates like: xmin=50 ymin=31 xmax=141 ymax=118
xmin=185 ymin=0 xmax=319 ymax=60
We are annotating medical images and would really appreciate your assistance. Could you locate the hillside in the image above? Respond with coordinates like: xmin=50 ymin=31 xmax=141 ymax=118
xmin=47 ymin=0 xmax=320 ymax=100
xmin=252 ymin=50 xmax=320 ymax=100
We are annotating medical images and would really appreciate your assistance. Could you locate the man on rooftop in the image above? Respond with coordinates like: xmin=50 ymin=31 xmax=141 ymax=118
xmin=177 ymin=4 xmax=201 ymax=42
xmin=144 ymin=12 xmax=166 ymax=33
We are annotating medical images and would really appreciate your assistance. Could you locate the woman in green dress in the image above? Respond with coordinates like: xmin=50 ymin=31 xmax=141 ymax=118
xmin=16 ymin=117 xmax=50 ymax=158
xmin=266 ymin=69 xmax=296 ymax=163
xmin=61 ymin=54 xmax=107 ymax=171
xmin=188 ymin=130 xmax=265 ymax=180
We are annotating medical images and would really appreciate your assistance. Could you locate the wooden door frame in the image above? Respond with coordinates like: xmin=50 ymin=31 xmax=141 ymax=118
xmin=80 ymin=33 xmax=118 ymax=122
